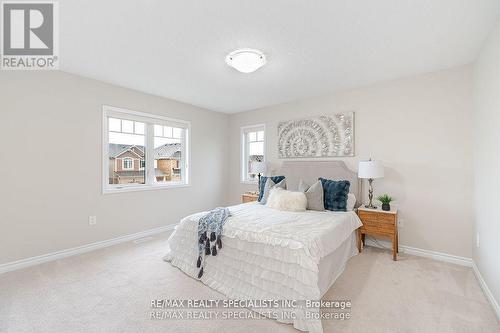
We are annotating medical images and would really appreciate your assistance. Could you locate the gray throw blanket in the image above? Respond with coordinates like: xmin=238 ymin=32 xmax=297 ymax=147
xmin=196 ymin=207 xmax=230 ymax=279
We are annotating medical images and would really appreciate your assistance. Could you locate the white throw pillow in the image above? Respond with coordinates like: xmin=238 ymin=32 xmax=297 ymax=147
xmin=266 ymin=188 xmax=307 ymax=212
xmin=346 ymin=193 xmax=356 ymax=211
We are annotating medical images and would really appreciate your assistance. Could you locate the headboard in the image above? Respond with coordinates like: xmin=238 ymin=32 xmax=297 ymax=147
xmin=278 ymin=161 xmax=361 ymax=206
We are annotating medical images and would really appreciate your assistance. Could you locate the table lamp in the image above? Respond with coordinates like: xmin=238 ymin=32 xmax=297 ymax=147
xmin=250 ymin=161 xmax=267 ymax=192
xmin=358 ymin=159 xmax=384 ymax=209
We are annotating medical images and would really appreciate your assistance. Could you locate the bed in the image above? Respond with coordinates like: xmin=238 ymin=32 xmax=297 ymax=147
xmin=164 ymin=161 xmax=362 ymax=333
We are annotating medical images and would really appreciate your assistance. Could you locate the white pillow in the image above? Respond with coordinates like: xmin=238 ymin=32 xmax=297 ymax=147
xmin=266 ymin=188 xmax=307 ymax=212
xmin=346 ymin=193 xmax=356 ymax=211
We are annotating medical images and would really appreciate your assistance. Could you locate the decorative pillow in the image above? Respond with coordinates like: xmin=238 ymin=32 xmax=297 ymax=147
xmin=346 ymin=193 xmax=356 ymax=211
xmin=298 ymin=179 xmax=325 ymax=211
xmin=266 ymin=188 xmax=307 ymax=212
xmin=297 ymin=179 xmax=309 ymax=192
xmin=260 ymin=178 xmax=287 ymax=205
xmin=319 ymin=178 xmax=350 ymax=212
xmin=258 ymin=176 xmax=285 ymax=202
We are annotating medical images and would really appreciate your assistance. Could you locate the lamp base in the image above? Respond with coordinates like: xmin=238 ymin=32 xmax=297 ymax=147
xmin=366 ymin=178 xmax=377 ymax=209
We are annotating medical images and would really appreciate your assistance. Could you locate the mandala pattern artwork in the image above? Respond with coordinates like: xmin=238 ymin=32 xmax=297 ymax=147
xmin=278 ymin=113 xmax=354 ymax=158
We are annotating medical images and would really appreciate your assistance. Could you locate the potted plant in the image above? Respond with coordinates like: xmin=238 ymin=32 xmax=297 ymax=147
xmin=376 ymin=194 xmax=394 ymax=211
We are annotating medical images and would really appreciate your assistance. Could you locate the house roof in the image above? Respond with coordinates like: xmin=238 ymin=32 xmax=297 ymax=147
xmin=109 ymin=143 xmax=180 ymax=160
xmin=153 ymin=144 xmax=181 ymax=159
xmin=108 ymin=144 xmax=139 ymax=158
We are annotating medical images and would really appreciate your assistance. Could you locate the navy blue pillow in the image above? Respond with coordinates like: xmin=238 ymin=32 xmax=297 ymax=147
xmin=258 ymin=176 xmax=285 ymax=202
xmin=319 ymin=178 xmax=350 ymax=211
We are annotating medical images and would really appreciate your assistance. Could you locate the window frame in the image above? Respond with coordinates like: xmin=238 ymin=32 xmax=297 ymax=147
xmin=122 ymin=157 xmax=134 ymax=170
xmin=240 ymin=124 xmax=266 ymax=184
xmin=102 ymin=105 xmax=191 ymax=194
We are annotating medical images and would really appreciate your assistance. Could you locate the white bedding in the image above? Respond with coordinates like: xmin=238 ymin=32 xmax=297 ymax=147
xmin=164 ymin=202 xmax=362 ymax=333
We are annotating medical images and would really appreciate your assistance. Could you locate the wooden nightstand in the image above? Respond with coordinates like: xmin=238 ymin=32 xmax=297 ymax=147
xmin=242 ymin=193 xmax=259 ymax=203
xmin=357 ymin=207 xmax=399 ymax=261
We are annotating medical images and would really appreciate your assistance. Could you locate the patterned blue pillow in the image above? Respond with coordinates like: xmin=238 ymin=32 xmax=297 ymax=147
xmin=319 ymin=178 xmax=350 ymax=211
xmin=258 ymin=176 xmax=285 ymax=202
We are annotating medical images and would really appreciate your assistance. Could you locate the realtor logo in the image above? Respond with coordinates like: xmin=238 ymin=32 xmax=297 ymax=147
xmin=1 ymin=1 xmax=59 ymax=70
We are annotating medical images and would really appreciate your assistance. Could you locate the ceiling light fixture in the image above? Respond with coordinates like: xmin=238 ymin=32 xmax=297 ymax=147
xmin=225 ymin=49 xmax=266 ymax=73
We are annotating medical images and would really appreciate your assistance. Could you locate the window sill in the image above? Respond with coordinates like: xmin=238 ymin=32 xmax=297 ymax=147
xmin=103 ymin=183 xmax=190 ymax=194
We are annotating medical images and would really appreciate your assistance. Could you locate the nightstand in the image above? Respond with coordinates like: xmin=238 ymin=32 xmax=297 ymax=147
xmin=241 ymin=193 xmax=259 ymax=203
xmin=357 ymin=207 xmax=398 ymax=260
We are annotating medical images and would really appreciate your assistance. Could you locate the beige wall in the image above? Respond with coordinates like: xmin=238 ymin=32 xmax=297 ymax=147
xmin=0 ymin=71 xmax=229 ymax=264
xmin=228 ymin=65 xmax=474 ymax=258
xmin=0 ymin=64 xmax=479 ymax=266
xmin=473 ymin=20 xmax=500 ymax=308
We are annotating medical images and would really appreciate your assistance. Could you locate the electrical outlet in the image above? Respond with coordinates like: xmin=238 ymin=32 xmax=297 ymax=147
xmin=88 ymin=216 xmax=97 ymax=226
xmin=476 ymin=233 xmax=480 ymax=248
xmin=398 ymin=219 xmax=404 ymax=228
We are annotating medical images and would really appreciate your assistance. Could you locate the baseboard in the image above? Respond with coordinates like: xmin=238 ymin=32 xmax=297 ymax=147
xmin=472 ymin=261 xmax=500 ymax=322
xmin=363 ymin=237 xmax=472 ymax=267
xmin=401 ymin=245 xmax=472 ymax=267
xmin=0 ymin=224 xmax=177 ymax=275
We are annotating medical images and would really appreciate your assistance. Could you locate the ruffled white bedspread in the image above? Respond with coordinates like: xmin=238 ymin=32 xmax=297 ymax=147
xmin=164 ymin=203 xmax=362 ymax=333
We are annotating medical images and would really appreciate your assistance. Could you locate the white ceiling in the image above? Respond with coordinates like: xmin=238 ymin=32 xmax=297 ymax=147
xmin=60 ymin=0 xmax=500 ymax=113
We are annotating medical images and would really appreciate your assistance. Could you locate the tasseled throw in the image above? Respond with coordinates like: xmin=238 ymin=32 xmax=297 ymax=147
xmin=196 ymin=207 xmax=230 ymax=279
xmin=205 ymin=239 xmax=211 ymax=255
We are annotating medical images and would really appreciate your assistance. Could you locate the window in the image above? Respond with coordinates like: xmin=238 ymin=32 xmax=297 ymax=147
xmin=103 ymin=106 xmax=190 ymax=193
xmin=122 ymin=158 xmax=133 ymax=170
xmin=241 ymin=124 xmax=265 ymax=183
xmin=154 ymin=124 xmax=183 ymax=184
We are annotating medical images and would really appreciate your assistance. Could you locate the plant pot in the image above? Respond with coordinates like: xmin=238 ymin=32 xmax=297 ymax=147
xmin=382 ymin=203 xmax=390 ymax=211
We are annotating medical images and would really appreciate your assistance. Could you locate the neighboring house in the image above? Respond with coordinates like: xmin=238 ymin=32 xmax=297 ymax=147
xmin=108 ymin=143 xmax=181 ymax=184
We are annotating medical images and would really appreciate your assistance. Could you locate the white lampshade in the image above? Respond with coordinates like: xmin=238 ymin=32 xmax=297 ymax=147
xmin=250 ymin=161 xmax=267 ymax=174
xmin=358 ymin=160 xmax=384 ymax=179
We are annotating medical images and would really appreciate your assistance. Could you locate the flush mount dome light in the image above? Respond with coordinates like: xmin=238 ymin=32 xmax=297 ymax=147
xmin=225 ymin=49 xmax=266 ymax=73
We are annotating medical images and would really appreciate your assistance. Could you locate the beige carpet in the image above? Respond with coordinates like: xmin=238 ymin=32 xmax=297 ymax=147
xmin=0 ymin=232 xmax=498 ymax=333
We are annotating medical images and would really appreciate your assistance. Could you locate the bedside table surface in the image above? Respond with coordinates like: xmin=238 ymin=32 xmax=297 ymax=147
xmin=357 ymin=206 xmax=398 ymax=214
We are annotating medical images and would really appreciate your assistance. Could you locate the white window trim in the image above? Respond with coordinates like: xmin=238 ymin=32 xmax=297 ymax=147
xmin=122 ymin=157 xmax=134 ymax=170
xmin=240 ymin=124 xmax=266 ymax=184
xmin=102 ymin=105 xmax=191 ymax=194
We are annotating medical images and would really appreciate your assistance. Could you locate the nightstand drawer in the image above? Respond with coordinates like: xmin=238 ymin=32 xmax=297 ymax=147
xmin=358 ymin=210 xmax=395 ymax=224
xmin=242 ymin=194 xmax=259 ymax=203
xmin=357 ymin=207 xmax=399 ymax=260
xmin=358 ymin=210 xmax=396 ymax=235
xmin=360 ymin=223 xmax=394 ymax=236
